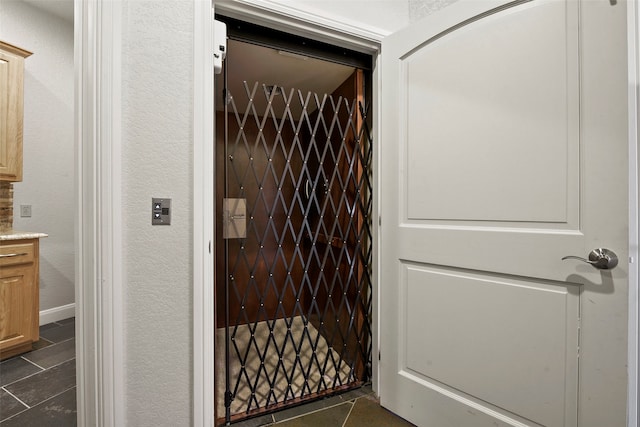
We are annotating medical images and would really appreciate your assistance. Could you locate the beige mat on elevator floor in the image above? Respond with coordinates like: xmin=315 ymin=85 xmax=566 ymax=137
xmin=215 ymin=316 xmax=353 ymax=417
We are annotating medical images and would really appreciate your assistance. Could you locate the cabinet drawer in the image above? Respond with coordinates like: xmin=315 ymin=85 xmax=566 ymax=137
xmin=0 ymin=242 xmax=34 ymax=267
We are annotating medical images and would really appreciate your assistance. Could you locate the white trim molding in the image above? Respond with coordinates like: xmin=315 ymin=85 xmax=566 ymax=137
xmin=40 ymin=303 xmax=76 ymax=326
xmin=194 ymin=2 xmax=383 ymax=425
xmin=193 ymin=0 xmax=216 ymax=425
xmin=75 ymin=0 xmax=124 ymax=426
xmin=214 ymin=0 xmax=383 ymax=53
xmin=628 ymin=1 xmax=640 ymax=426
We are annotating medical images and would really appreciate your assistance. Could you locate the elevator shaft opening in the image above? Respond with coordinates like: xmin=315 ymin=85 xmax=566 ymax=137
xmin=215 ymin=32 xmax=373 ymax=425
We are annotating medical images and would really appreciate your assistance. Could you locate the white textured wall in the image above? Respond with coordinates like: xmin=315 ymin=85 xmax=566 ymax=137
xmin=270 ymin=0 xmax=410 ymax=34
xmin=122 ymin=0 xmax=193 ymax=425
xmin=252 ymin=0 xmax=460 ymax=35
xmin=409 ymin=0 xmax=460 ymax=22
xmin=0 ymin=0 xmax=75 ymax=313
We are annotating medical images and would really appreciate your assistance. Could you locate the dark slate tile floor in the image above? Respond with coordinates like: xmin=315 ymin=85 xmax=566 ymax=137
xmin=0 ymin=319 xmax=77 ymax=426
xmin=1 ymin=318 xmax=412 ymax=427
xmin=231 ymin=386 xmax=416 ymax=427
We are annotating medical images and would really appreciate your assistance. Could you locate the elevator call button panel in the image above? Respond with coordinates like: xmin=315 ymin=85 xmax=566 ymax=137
xmin=152 ymin=198 xmax=171 ymax=225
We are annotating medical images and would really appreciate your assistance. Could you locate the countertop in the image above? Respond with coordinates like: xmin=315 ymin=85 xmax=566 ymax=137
xmin=0 ymin=231 xmax=48 ymax=241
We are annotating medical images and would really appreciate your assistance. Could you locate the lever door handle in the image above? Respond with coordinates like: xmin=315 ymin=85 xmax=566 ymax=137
xmin=562 ymin=248 xmax=618 ymax=270
xmin=304 ymin=179 xmax=312 ymax=200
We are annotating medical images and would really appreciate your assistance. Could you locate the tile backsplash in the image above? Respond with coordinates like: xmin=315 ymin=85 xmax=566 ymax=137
xmin=0 ymin=182 xmax=14 ymax=232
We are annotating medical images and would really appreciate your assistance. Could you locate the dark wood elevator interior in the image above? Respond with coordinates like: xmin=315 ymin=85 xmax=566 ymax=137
xmin=214 ymin=16 xmax=373 ymax=424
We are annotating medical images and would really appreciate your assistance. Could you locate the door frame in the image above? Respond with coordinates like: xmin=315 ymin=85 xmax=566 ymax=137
xmin=628 ymin=2 xmax=640 ymax=426
xmin=73 ymin=0 xmax=639 ymax=426
xmin=74 ymin=0 xmax=124 ymax=426
xmin=195 ymin=2 xmax=383 ymax=424
xmin=193 ymin=2 xmax=215 ymax=426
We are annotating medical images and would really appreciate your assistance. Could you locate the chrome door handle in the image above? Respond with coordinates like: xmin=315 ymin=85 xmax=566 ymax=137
xmin=562 ymin=248 xmax=619 ymax=270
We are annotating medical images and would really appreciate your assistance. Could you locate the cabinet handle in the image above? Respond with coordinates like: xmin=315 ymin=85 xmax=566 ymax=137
xmin=2 ymin=278 xmax=20 ymax=284
xmin=0 ymin=252 xmax=28 ymax=258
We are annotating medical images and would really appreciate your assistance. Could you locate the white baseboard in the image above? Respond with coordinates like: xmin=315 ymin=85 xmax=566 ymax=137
xmin=40 ymin=303 xmax=76 ymax=325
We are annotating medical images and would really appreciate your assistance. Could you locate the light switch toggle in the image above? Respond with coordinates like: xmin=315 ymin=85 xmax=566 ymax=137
xmin=152 ymin=198 xmax=171 ymax=225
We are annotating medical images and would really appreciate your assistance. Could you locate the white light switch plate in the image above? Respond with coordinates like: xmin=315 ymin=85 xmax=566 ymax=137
xmin=20 ymin=204 xmax=32 ymax=217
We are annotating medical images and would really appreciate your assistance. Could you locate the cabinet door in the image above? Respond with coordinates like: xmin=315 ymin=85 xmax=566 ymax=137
xmin=0 ymin=264 xmax=36 ymax=357
xmin=0 ymin=47 xmax=26 ymax=182
xmin=0 ymin=54 xmax=8 ymax=172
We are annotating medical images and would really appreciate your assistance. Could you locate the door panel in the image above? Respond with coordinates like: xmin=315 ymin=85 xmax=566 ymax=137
xmin=380 ymin=1 xmax=629 ymax=426
xmin=405 ymin=0 xmax=577 ymax=224
xmin=0 ymin=58 xmax=8 ymax=171
xmin=402 ymin=264 xmax=579 ymax=427
xmin=0 ymin=265 xmax=35 ymax=355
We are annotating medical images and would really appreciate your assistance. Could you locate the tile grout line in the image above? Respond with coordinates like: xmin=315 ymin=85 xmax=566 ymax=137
xmin=21 ymin=356 xmax=46 ymax=371
xmin=0 ymin=363 xmax=46 ymax=389
xmin=2 ymin=357 xmax=75 ymax=389
xmin=0 ymin=322 xmax=76 ymax=423
xmin=39 ymin=323 xmax=75 ymax=342
xmin=271 ymin=400 xmax=353 ymax=424
xmin=341 ymin=401 xmax=356 ymax=427
xmin=0 ymin=385 xmax=77 ymax=424
xmin=23 ymin=354 xmax=77 ymax=371
xmin=263 ymin=387 xmax=373 ymax=425
xmin=31 ymin=336 xmax=70 ymax=348
xmin=2 ymin=387 xmax=31 ymax=410
xmin=28 ymin=356 xmax=76 ymax=372
xmin=21 ymin=336 xmax=76 ymax=364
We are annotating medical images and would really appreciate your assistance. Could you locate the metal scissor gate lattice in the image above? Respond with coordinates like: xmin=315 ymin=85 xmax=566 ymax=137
xmin=218 ymin=72 xmax=373 ymax=423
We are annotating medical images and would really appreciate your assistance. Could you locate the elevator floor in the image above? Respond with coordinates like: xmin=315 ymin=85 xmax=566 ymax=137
xmin=216 ymin=316 xmax=353 ymax=417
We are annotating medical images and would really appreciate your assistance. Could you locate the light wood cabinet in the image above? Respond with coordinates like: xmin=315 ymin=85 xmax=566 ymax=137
xmin=0 ymin=41 xmax=32 ymax=182
xmin=0 ymin=238 xmax=39 ymax=360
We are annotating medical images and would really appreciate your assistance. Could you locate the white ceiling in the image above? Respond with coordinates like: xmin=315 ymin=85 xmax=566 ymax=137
xmin=21 ymin=0 xmax=73 ymax=22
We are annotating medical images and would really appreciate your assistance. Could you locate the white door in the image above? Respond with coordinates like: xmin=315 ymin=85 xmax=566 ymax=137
xmin=379 ymin=1 xmax=629 ymax=426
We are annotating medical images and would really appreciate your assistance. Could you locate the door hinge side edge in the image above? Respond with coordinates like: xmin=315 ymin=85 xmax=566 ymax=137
xmin=577 ymin=316 xmax=581 ymax=358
